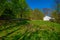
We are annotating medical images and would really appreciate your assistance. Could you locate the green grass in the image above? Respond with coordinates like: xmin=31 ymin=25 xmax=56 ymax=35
xmin=0 ymin=20 xmax=60 ymax=40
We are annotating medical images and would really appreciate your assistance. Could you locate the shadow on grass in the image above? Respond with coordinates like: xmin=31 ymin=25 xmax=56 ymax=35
xmin=0 ymin=18 xmax=30 ymax=40
xmin=0 ymin=18 xmax=30 ymax=25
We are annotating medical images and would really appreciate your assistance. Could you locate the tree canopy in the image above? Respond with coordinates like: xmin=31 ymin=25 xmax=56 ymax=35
xmin=0 ymin=0 xmax=30 ymax=19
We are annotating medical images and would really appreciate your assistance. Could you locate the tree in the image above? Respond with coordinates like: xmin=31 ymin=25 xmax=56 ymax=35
xmin=11 ymin=0 xmax=30 ymax=19
xmin=52 ymin=0 xmax=60 ymax=23
xmin=0 ymin=0 xmax=30 ymax=19
xmin=32 ymin=9 xmax=44 ymax=20
xmin=0 ymin=0 xmax=16 ymax=19
xmin=51 ymin=10 xmax=60 ymax=23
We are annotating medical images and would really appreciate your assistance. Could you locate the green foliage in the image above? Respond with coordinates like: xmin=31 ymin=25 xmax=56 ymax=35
xmin=0 ymin=0 xmax=30 ymax=19
xmin=51 ymin=10 xmax=60 ymax=23
xmin=54 ymin=0 xmax=60 ymax=23
xmin=32 ymin=9 xmax=44 ymax=20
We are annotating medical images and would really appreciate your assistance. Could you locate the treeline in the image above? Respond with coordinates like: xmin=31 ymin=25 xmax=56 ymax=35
xmin=0 ymin=0 xmax=60 ymax=24
xmin=0 ymin=0 xmax=30 ymax=19
xmin=29 ymin=9 xmax=44 ymax=20
xmin=51 ymin=0 xmax=60 ymax=23
xmin=0 ymin=0 xmax=44 ymax=20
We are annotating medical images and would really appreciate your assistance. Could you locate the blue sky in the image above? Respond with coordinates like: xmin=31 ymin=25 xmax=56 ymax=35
xmin=26 ymin=0 xmax=55 ymax=10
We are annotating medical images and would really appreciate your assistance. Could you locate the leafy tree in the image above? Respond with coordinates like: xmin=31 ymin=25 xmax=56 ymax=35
xmin=11 ymin=0 xmax=30 ymax=19
xmin=32 ymin=9 xmax=44 ymax=20
xmin=51 ymin=0 xmax=60 ymax=23
xmin=0 ymin=0 xmax=30 ymax=19
xmin=0 ymin=0 xmax=16 ymax=19
xmin=51 ymin=11 xmax=60 ymax=23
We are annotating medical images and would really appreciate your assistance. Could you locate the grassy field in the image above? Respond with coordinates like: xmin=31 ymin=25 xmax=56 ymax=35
xmin=0 ymin=20 xmax=60 ymax=40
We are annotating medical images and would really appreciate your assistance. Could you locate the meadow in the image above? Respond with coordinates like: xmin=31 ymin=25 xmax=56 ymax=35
xmin=0 ymin=20 xmax=60 ymax=40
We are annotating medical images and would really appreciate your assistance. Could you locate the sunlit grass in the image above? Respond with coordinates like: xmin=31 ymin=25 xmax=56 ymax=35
xmin=0 ymin=20 xmax=60 ymax=40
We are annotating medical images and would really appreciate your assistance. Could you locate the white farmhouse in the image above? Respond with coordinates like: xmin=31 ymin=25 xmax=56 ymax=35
xmin=43 ymin=16 xmax=51 ymax=21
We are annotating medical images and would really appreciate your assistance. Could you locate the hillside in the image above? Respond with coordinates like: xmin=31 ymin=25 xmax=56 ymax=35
xmin=0 ymin=20 xmax=60 ymax=40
